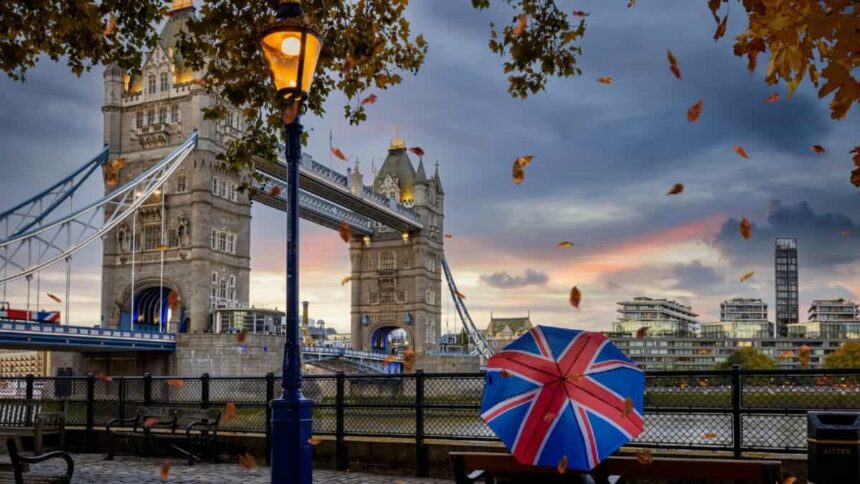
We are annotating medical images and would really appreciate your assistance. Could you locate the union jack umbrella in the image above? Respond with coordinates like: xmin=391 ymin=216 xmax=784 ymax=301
xmin=481 ymin=326 xmax=644 ymax=472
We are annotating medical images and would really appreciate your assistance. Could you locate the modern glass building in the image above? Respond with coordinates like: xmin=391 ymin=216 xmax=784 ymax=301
xmin=774 ymin=237 xmax=799 ymax=337
xmin=701 ymin=298 xmax=772 ymax=338
xmin=787 ymin=299 xmax=860 ymax=339
xmin=613 ymin=297 xmax=699 ymax=337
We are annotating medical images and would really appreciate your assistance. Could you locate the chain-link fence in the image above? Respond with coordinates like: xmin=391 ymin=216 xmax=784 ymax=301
xmin=10 ymin=367 xmax=860 ymax=458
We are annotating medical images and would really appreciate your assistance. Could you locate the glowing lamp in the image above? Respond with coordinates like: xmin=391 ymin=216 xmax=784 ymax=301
xmin=259 ymin=1 xmax=323 ymax=99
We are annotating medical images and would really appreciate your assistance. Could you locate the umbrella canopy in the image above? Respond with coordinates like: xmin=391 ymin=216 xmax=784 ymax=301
xmin=481 ymin=325 xmax=644 ymax=471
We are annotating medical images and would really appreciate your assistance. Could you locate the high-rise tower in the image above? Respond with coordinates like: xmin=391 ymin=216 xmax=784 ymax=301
xmin=774 ymin=237 xmax=799 ymax=337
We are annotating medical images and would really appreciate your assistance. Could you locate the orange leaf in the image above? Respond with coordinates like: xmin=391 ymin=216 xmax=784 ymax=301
xmin=159 ymin=461 xmax=171 ymax=481
xmin=444 ymin=234 xmax=453 ymax=239
xmin=239 ymin=452 xmax=257 ymax=470
xmin=144 ymin=417 xmax=159 ymax=429
xmin=97 ymin=373 xmax=113 ymax=383
xmin=841 ymin=230 xmax=850 ymax=237
xmin=739 ymin=217 xmax=752 ymax=240
xmin=635 ymin=327 xmax=650 ymax=339
xmin=667 ymin=50 xmax=681 ymax=79
xmin=167 ymin=291 xmax=180 ymax=311
xmin=543 ymin=412 xmax=557 ymax=422
xmin=703 ymin=432 xmax=718 ymax=440
xmin=500 ymin=369 xmax=513 ymax=378
xmin=733 ymin=144 xmax=750 ymax=159
xmin=166 ymin=379 xmax=185 ymax=388
xmin=47 ymin=293 xmax=62 ymax=303
xmin=308 ymin=437 xmax=322 ymax=446
xmin=622 ymin=398 xmax=634 ymax=416
xmin=455 ymin=290 xmax=466 ymax=300
xmin=569 ymin=286 xmax=581 ymax=309
xmin=851 ymin=146 xmax=860 ymax=166
xmin=282 ymin=103 xmax=299 ymax=125
xmin=636 ymin=449 xmax=653 ymax=465
xmin=341 ymin=275 xmax=352 ymax=286
xmin=557 ymin=455 xmax=568 ymax=474
xmin=798 ymin=345 xmax=811 ymax=368
xmin=104 ymin=14 xmax=117 ymax=37
xmin=782 ymin=477 xmax=797 ymax=484
xmin=403 ymin=349 xmax=416 ymax=373
xmin=155 ymin=244 xmax=170 ymax=252
xmin=597 ymin=76 xmax=613 ymax=85
xmin=236 ymin=330 xmax=247 ymax=344
xmin=687 ymin=99 xmax=703 ymax=122
xmin=810 ymin=144 xmax=826 ymax=154
xmin=266 ymin=185 xmax=282 ymax=198
xmin=740 ymin=271 xmax=754 ymax=282
xmin=409 ymin=146 xmax=425 ymax=157
xmin=515 ymin=155 xmax=535 ymax=168
xmin=627 ymin=0 xmax=636 ymax=6
xmin=339 ymin=220 xmax=351 ymax=243
xmin=512 ymin=161 xmax=525 ymax=185
xmin=513 ymin=14 xmax=527 ymax=35
xmin=713 ymin=15 xmax=728 ymax=40
xmin=778 ymin=351 xmax=793 ymax=361
xmin=572 ymin=10 xmax=589 ymax=17
xmin=360 ymin=94 xmax=377 ymax=106
xmin=343 ymin=55 xmax=355 ymax=81
xmin=763 ymin=92 xmax=780 ymax=104
xmin=190 ymin=78 xmax=207 ymax=87
xmin=330 ymin=147 xmax=347 ymax=161
xmin=224 ymin=402 xmax=237 ymax=422
xmin=666 ymin=183 xmax=684 ymax=195
xmin=557 ymin=241 xmax=574 ymax=249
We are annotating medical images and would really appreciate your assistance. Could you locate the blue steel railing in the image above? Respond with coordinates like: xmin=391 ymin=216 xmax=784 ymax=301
xmin=0 ymin=320 xmax=176 ymax=342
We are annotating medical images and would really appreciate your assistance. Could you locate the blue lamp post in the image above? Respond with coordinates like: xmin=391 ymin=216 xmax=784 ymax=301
xmin=259 ymin=1 xmax=323 ymax=483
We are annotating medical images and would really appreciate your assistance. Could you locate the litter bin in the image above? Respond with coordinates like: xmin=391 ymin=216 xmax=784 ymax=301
xmin=808 ymin=411 xmax=860 ymax=484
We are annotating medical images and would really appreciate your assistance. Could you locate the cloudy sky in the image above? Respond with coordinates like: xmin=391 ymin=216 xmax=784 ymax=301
xmin=0 ymin=1 xmax=857 ymax=334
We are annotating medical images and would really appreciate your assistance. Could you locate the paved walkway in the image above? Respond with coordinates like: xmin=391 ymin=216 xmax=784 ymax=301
xmin=5 ymin=453 xmax=449 ymax=483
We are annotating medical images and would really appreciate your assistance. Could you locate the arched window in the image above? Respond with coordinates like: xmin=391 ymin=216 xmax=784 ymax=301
xmin=160 ymin=73 xmax=169 ymax=91
xmin=158 ymin=108 xmax=167 ymax=124
xmin=171 ymin=105 xmax=180 ymax=123
xmin=147 ymin=75 xmax=156 ymax=94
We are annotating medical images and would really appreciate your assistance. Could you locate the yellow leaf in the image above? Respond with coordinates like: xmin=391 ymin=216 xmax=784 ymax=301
xmin=557 ymin=455 xmax=568 ymax=474
xmin=557 ymin=241 xmax=574 ymax=249
xmin=740 ymin=271 xmax=754 ymax=282
xmin=341 ymin=275 xmax=352 ymax=286
xmin=636 ymin=449 xmax=653 ymax=465
xmin=513 ymin=14 xmax=527 ymax=36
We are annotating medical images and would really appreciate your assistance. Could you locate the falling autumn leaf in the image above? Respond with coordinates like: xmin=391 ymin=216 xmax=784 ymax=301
xmin=382 ymin=355 xmax=397 ymax=367
xmin=339 ymin=220 xmax=351 ymax=243
xmin=687 ymin=99 xmax=703 ymax=122
xmin=409 ymin=146 xmax=425 ymax=157
xmin=166 ymin=379 xmax=184 ymax=388
xmin=739 ymin=217 xmax=752 ymax=240
xmin=239 ymin=453 xmax=257 ymax=470
xmin=733 ymin=144 xmax=750 ymax=159
xmin=455 ymin=290 xmax=466 ymax=300
xmin=341 ymin=275 xmax=352 ymax=286
xmin=703 ymin=432 xmax=718 ymax=440
xmin=403 ymin=348 xmax=415 ymax=373
xmin=798 ymin=345 xmax=811 ymax=368
xmin=622 ymin=398 xmax=634 ymax=416
xmin=330 ymin=147 xmax=347 ymax=161
xmin=851 ymin=146 xmax=860 ymax=165
xmin=557 ymin=241 xmax=574 ymax=249
xmin=597 ymin=76 xmax=613 ymax=85
xmin=557 ymin=455 xmax=568 ymax=474
xmin=444 ymin=234 xmax=453 ymax=239
xmin=810 ymin=144 xmax=826 ymax=154
xmin=159 ymin=461 xmax=171 ymax=481
xmin=96 ymin=373 xmax=112 ymax=383
xmin=360 ymin=94 xmax=377 ymax=106
xmin=144 ymin=417 xmax=160 ymax=429
xmin=308 ymin=437 xmax=322 ymax=446
xmin=569 ymin=286 xmax=581 ymax=309
xmin=782 ymin=477 xmax=797 ymax=484
xmin=224 ymin=402 xmax=237 ymax=422
xmin=778 ymin=350 xmax=793 ymax=361
xmin=236 ymin=330 xmax=247 ymax=344
xmin=740 ymin=271 xmax=755 ymax=283
xmin=627 ymin=0 xmax=636 ymax=6
xmin=635 ymin=327 xmax=649 ymax=339
xmin=500 ymin=369 xmax=513 ymax=378
xmin=190 ymin=78 xmax=207 ymax=87
xmin=282 ymin=103 xmax=299 ymax=125
xmin=515 ymin=155 xmax=535 ymax=168
xmin=167 ymin=291 xmax=180 ymax=311
xmin=47 ymin=293 xmax=62 ymax=303
xmin=713 ymin=15 xmax=728 ymax=40
xmin=636 ymin=449 xmax=653 ymax=465
xmin=342 ymin=54 xmax=355 ymax=81
xmin=764 ymin=92 xmax=780 ymax=104
xmin=841 ymin=230 xmax=850 ymax=237
xmin=266 ymin=185 xmax=282 ymax=198
xmin=104 ymin=14 xmax=117 ymax=37
xmin=572 ymin=10 xmax=589 ymax=17
xmin=667 ymin=50 xmax=681 ymax=80
xmin=666 ymin=183 xmax=684 ymax=196
xmin=513 ymin=14 xmax=527 ymax=35
xmin=512 ymin=161 xmax=525 ymax=185
xmin=543 ymin=412 xmax=557 ymax=422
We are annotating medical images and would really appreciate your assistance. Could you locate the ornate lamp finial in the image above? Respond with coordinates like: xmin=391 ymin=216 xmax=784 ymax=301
xmin=389 ymin=128 xmax=405 ymax=150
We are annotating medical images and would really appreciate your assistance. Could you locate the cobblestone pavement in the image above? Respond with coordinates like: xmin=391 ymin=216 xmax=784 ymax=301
xmin=4 ymin=453 xmax=450 ymax=483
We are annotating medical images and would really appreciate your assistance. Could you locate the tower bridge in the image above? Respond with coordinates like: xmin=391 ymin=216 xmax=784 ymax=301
xmin=0 ymin=5 xmax=492 ymax=375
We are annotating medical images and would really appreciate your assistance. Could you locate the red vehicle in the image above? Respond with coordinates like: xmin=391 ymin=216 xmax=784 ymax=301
xmin=0 ymin=302 xmax=60 ymax=323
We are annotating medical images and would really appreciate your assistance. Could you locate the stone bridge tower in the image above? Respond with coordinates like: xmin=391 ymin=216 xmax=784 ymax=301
xmin=349 ymin=134 xmax=444 ymax=356
xmin=100 ymin=2 xmax=250 ymax=334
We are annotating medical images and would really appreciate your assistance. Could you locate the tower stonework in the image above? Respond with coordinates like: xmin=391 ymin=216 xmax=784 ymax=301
xmin=100 ymin=5 xmax=250 ymax=333
xmin=350 ymin=135 xmax=444 ymax=356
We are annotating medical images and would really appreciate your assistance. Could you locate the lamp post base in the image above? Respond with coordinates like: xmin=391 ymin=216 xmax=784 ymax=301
xmin=270 ymin=396 xmax=314 ymax=484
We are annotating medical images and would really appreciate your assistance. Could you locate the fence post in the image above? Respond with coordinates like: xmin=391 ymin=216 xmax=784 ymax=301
xmin=335 ymin=372 xmax=346 ymax=471
xmin=118 ymin=377 xmax=127 ymax=421
xmin=415 ymin=370 xmax=427 ymax=477
xmin=24 ymin=374 xmax=34 ymax=426
xmin=201 ymin=373 xmax=210 ymax=409
xmin=86 ymin=373 xmax=95 ymax=452
xmin=731 ymin=364 xmax=742 ymax=458
xmin=143 ymin=373 xmax=152 ymax=405
xmin=265 ymin=372 xmax=275 ymax=465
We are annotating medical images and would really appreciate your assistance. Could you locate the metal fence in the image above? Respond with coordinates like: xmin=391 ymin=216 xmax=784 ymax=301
xmin=3 ymin=367 xmax=859 ymax=470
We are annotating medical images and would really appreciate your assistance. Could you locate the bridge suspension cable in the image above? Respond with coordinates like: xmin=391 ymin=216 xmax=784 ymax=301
xmin=0 ymin=132 xmax=198 ymax=287
xmin=441 ymin=254 xmax=494 ymax=359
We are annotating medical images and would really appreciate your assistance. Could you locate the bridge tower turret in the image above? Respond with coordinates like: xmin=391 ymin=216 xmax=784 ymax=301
xmin=350 ymin=133 xmax=443 ymax=357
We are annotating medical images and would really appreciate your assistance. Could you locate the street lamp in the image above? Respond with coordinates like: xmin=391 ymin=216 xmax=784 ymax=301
xmin=259 ymin=1 xmax=322 ymax=483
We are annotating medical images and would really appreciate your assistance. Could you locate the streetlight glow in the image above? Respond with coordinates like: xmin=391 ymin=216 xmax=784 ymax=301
xmin=281 ymin=36 xmax=302 ymax=56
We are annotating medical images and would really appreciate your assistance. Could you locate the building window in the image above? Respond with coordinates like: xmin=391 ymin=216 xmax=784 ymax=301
xmin=379 ymin=278 xmax=395 ymax=304
xmin=148 ymin=74 xmax=156 ymax=94
xmin=160 ymin=73 xmax=169 ymax=91
xmin=171 ymin=105 xmax=180 ymax=123
xmin=158 ymin=108 xmax=167 ymax=124
xmin=363 ymin=255 xmax=374 ymax=271
xmin=136 ymin=111 xmax=144 ymax=128
xmin=147 ymin=110 xmax=155 ymax=125
xmin=210 ymin=229 xmax=237 ymax=254
xmin=228 ymin=275 xmax=236 ymax=300
xmin=379 ymin=251 xmax=397 ymax=271
xmin=211 ymin=176 xmax=238 ymax=202
xmin=143 ymin=225 xmax=160 ymax=251
xmin=425 ymin=255 xmax=436 ymax=273
xmin=174 ymin=169 xmax=187 ymax=193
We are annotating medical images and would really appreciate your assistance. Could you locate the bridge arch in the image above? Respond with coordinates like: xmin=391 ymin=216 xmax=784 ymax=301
xmin=118 ymin=278 xmax=184 ymax=332
xmin=365 ymin=321 xmax=412 ymax=355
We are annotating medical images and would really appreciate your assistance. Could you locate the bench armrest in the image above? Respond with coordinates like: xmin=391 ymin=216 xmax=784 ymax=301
xmin=106 ymin=416 xmax=138 ymax=432
xmin=186 ymin=420 xmax=218 ymax=435
xmin=7 ymin=439 xmax=73 ymax=483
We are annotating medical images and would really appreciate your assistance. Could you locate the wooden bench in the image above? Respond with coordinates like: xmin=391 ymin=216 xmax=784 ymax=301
xmin=1 ymin=438 xmax=73 ymax=484
xmin=449 ymin=452 xmax=783 ymax=483
xmin=0 ymin=401 xmax=66 ymax=454
xmin=106 ymin=406 xmax=220 ymax=465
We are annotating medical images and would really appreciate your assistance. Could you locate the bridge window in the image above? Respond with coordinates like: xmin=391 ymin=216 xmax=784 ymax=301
xmin=211 ymin=176 xmax=239 ymax=202
xmin=425 ymin=255 xmax=436 ymax=273
xmin=174 ymin=170 xmax=187 ymax=193
xmin=425 ymin=289 xmax=435 ymax=305
xmin=160 ymin=73 xmax=169 ymax=92
xmin=147 ymin=110 xmax=155 ymax=125
xmin=136 ymin=111 xmax=144 ymax=128
xmin=143 ymin=225 xmax=160 ymax=250
xmin=171 ymin=105 xmax=180 ymax=123
xmin=379 ymin=278 xmax=395 ymax=304
xmin=379 ymin=251 xmax=396 ymax=271
xmin=158 ymin=108 xmax=167 ymax=124
xmin=210 ymin=229 xmax=236 ymax=254
xmin=148 ymin=74 xmax=156 ymax=94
